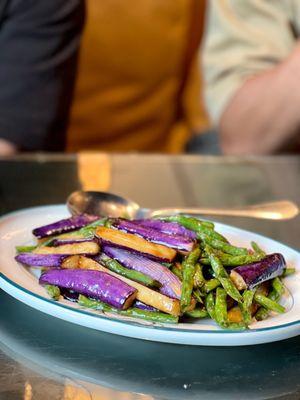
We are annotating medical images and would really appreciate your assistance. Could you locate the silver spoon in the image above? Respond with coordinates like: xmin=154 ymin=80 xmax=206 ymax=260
xmin=67 ymin=191 xmax=299 ymax=220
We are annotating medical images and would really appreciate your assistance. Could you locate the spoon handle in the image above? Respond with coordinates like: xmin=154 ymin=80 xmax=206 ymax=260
xmin=149 ymin=201 xmax=299 ymax=220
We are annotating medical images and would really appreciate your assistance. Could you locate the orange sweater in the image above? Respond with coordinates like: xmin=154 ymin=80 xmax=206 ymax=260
xmin=67 ymin=0 xmax=208 ymax=153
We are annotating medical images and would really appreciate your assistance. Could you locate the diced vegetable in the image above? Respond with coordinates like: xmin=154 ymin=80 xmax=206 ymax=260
xmin=230 ymin=253 xmax=286 ymax=290
xmin=75 ymin=256 xmax=180 ymax=316
xmin=33 ymin=241 xmax=100 ymax=255
xmin=113 ymin=219 xmax=196 ymax=252
xmin=101 ymin=245 xmax=181 ymax=299
xmin=33 ymin=214 xmax=100 ymax=238
xmin=39 ymin=268 xmax=137 ymax=310
xmin=228 ymin=306 xmax=243 ymax=323
xmin=95 ymin=226 xmax=176 ymax=262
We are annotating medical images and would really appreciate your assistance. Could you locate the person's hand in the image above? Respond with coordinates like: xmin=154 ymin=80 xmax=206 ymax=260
xmin=220 ymin=41 xmax=300 ymax=154
xmin=0 ymin=139 xmax=17 ymax=156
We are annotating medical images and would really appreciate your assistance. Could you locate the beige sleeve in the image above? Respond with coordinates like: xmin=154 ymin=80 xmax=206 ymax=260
xmin=202 ymin=0 xmax=296 ymax=125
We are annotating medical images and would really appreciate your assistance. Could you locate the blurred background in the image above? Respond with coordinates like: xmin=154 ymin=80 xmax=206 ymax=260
xmin=0 ymin=0 xmax=299 ymax=156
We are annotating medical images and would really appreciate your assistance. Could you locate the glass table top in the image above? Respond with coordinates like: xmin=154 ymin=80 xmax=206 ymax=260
xmin=0 ymin=154 xmax=299 ymax=400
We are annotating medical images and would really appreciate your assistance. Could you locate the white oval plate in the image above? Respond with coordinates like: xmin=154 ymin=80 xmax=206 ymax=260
xmin=0 ymin=205 xmax=299 ymax=346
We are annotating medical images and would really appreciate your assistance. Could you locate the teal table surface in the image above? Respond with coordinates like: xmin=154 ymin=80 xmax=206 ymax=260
xmin=0 ymin=154 xmax=299 ymax=400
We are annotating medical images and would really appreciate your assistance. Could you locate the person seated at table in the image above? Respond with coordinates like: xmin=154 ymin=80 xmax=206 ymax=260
xmin=202 ymin=0 xmax=300 ymax=155
xmin=0 ymin=0 xmax=84 ymax=156
xmin=67 ymin=0 xmax=211 ymax=154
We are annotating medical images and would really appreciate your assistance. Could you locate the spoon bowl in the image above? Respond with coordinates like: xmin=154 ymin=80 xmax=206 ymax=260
xmin=67 ymin=191 xmax=141 ymax=219
xmin=66 ymin=191 xmax=299 ymax=220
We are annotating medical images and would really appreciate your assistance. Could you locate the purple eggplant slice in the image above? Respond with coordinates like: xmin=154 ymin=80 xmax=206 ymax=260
xmin=39 ymin=268 xmax=137 ymax=309
xmin=133 ymin=300 xmax=158 ymax=312
xmin=95 ymin=226 xmax=176 ymax=262
xmin=230 ymin=253 xmax=286 ymax=290
xmin=15 ymin=253 xmax=70 ymax=268
xmin=113 ymin=219 xmax=195 ymax=252
xmin=33 ymin=214 xmax=99 ymax=239
xmin=33 ymin=241 xmax=100 ymax=255
xmin=101 ymin=245 xmax=181 ymax=299
xmin=60 ymin=288 xmax=79 ymax=302
xmin=51 ymin=238 xmax=95 ymax=246
xmin=133 ymin=219 xmax=197 ymax=240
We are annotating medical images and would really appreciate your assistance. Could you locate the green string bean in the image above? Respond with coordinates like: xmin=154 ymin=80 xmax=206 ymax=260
xmin=79 ymin=295 xmax=179 ymax=324
xmin=180 ymin=248 xmax=201 ymax=312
